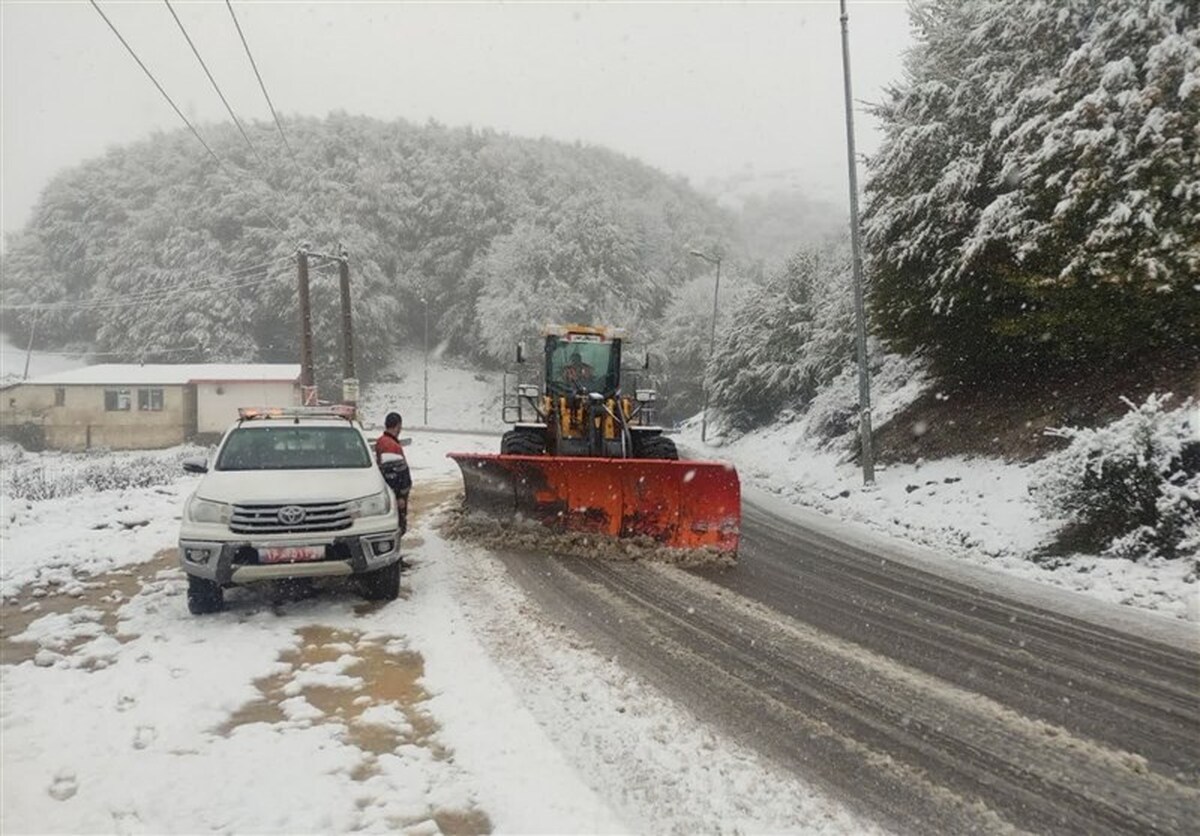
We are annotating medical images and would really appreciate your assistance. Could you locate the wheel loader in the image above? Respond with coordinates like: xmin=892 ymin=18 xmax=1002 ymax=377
xmin=448 ymin=324 xmax=741 ymax=554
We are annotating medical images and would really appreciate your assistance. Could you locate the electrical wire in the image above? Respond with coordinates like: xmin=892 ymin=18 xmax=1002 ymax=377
xmin=11 ymin=344 xmax=203 ymax=359
xmin=1 ymin=253 xmax=343 ymax=314
xmin=164 ymin=0 xmax=265 ymax=168
xmin=225 ymin=0 xmax=296 ymax=164
xmin=0 ymin=258 xmax=292 ymax=313
xmin=89 ymin=0 xmax=293 ymax=238
xmin=223 ymin=0 xmax=324 ymax=235
xmin=88 ymin=0 xmax=222 ymax=169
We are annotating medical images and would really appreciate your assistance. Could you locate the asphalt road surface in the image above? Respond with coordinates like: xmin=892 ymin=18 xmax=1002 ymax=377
xmin=494 ymin=493 xmax=1200 ymax=835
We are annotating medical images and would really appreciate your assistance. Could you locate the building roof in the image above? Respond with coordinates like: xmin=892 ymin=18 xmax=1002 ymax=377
xmin=19 ymin=364 xmax=302 ymax=387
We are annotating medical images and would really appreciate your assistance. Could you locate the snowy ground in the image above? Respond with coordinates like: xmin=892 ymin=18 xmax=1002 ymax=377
xmin=3 ymin=347 xmax=1194 ymax=832
xmin=1 ymin=433 xmax=878 ymax=835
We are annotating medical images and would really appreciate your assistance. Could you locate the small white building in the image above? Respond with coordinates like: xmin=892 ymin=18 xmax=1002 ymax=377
xmin=0 ymin=364 xmax=300 ymax=450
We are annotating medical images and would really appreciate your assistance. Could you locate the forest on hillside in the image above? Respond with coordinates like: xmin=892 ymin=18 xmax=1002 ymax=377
xmin=0 ymin=115 xmax=742 ymax=403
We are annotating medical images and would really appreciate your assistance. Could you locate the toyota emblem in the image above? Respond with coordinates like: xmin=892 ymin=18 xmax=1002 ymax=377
xmin=277 ymin=505 xmax=306 ymax=526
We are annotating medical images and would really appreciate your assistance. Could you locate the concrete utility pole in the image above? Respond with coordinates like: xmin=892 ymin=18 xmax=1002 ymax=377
xmin=337 ymin=247 xmax=358 ymax=405
xmin=839 ymin=0 xmax=876 ymax=486
xmin=688 ymin=249 xmax=722 ymax=443
xmin=421 ymin=293 xmax=430 ymax=427
xmin=22 ymin=313 xmax=37 ymax=380
xmin=296 ymin=247 xmax=317 ymax=405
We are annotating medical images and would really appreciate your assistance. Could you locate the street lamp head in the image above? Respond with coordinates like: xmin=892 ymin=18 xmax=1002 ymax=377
xmin=689 ymin=249 xmax=720 ymax=266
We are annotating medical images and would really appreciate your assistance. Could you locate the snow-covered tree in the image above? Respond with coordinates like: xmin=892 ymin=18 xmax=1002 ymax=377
xmin=865 ymin=0 xmax=1199 ymax=377
xmin=708 ymin=242 xmax=856 ymax=432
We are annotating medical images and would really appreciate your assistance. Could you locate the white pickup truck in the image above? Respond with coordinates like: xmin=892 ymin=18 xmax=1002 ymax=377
xmin=177 ymin=406 xmax=405 ymax=614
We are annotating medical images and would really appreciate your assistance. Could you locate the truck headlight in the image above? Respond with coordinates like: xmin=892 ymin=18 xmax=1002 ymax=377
xmin=349 ymin=490 xmax=391 ymax=519
xmin=188 ymin=497 xmax=230 ymax=524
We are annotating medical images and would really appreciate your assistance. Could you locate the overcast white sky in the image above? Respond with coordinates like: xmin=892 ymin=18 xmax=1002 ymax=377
xmin=1 ymin=1 xmax=912 ymax=237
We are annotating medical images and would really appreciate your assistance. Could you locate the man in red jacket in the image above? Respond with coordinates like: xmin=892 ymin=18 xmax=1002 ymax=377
xmin=375 ymin=411 xmax=410 ymax=534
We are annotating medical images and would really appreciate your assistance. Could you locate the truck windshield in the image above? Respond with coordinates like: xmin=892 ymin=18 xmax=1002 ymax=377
xmin=547 ymin=338 xmax=616 ymax=395
xmin=215 ymin=425 xmax=371 ymax=471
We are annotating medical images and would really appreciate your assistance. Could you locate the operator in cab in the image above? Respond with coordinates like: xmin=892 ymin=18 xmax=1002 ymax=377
xmin=563 ymin=351 xmax=595 ymax=388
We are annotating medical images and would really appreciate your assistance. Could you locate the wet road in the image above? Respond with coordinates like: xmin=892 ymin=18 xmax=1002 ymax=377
xmin=496 ymin=494 xmax=1200 ymax=834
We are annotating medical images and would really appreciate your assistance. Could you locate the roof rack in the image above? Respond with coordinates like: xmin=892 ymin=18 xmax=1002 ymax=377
xmin=237 ymin=405 xmax=357 ymax=423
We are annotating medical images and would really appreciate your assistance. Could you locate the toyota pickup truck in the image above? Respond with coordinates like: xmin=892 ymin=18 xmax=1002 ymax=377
xmin=177 ymin=406 xmax=404 ymax=614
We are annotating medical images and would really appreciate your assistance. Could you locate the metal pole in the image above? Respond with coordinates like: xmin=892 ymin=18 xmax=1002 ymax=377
xmin=839 ymin=0 xmax=876 ymax=485
xmin=701 ymin=257 xmax=721 ymax=442
xmin=337 ymin=249 xmax=357 ymax=404
xmin=689 ymin=249 xmax=723 ymax=443
xmin=296 ymin=247 xmax=316 ymax=405
xmin=422 ymin=296 xmax=429 ymax=426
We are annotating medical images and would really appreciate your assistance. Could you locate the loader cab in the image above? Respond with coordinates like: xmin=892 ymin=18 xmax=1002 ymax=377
xmin=545 ymin=331 xmax=621 ymax=397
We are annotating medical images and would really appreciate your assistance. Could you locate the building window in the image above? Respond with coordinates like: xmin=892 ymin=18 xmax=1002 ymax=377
xmin=104 ymin=389 xmax=132 ymax=411
xmin=138 ymin=388 xmax=164 ymax=411
xmin=54 ymin=388 xmax=66 ymax=406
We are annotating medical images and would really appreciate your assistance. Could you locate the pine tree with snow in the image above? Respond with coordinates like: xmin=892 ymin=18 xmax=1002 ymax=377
xmin=864 ymin=0 xmax=1199 ymax=378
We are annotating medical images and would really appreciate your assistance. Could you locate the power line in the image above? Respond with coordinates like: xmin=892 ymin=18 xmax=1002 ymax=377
xmin=8 ymin=344 xmax=203 ymax=359
xmin=89 ymin=0 xmax=292 ymax=237
xmin=1 ymin=255 xmax=343 ymax=314
xmin=164 ymin=0 xmax=265 ymax=168
xmin=222 ymin=0 xmax=323 ymax=235
xmin=226 ymin=0 xmax=296 ymax=164
xmin=0 ymin=258 xmax=291 ymax=313
xmin=88 ymin=0 xmax=222 ymax=168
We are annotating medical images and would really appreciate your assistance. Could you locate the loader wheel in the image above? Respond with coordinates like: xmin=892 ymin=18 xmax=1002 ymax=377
xmin=635 ymin=435 xmax=678 ymax=460
xmin=501 ymin=429 xmax=545 ymax=456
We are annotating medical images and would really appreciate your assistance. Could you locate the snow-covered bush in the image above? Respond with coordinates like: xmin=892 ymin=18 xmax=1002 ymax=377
xmin=1032 ymin=394 xmax=1199 ymax=560
xmin=2 ymin=446 xmax=206 ymax=501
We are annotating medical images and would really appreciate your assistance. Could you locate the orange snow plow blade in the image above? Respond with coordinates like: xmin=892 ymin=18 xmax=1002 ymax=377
xmin=448 ymin=453 xmax=741 ymax=554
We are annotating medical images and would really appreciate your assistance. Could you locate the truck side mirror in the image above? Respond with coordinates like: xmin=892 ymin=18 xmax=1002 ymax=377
xmin=515 ymin=343 xmax=525 ymax=364
xmin=182 ymin=456 xmax=208 ymax=474
xmin=643 ymin=352 xmax=651 ymax=370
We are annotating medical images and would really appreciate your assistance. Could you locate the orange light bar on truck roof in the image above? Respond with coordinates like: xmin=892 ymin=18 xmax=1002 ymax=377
xmin=237 ymin=405 xmax=358 ymax=421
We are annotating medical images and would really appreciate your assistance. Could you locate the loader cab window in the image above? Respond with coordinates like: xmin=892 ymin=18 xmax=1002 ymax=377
xmin=547 ymin=337 xmax=619 ymax=396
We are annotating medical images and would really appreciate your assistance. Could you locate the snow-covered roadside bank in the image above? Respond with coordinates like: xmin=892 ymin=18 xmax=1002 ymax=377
xmin=2 ymin=432 xmax=878 ymax=834
xmin=681 ymin=422 xmax=1198 ymax=622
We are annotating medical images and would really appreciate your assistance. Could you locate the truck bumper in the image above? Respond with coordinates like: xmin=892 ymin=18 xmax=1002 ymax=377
xmin=178 ymin=530 xmax=401 ymax=585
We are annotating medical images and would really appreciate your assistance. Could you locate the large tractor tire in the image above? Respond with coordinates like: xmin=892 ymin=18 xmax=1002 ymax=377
xmin=501 ymin=429 xmax=546 ymax=455
xmin=634 ymin=434 xmax=679 ymax=460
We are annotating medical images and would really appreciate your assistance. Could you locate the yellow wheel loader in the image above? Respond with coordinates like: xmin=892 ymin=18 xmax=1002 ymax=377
xmin=449 ymin=324 xmax=741 ymax=554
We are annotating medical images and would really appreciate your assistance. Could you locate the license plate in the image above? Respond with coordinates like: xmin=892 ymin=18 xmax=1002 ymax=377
xmin=259 ymin=546 xmax=324 ymax=564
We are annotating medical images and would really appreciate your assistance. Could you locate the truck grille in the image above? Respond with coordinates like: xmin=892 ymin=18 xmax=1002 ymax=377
xmin=230 ymin=501 xmax=352 ymax=534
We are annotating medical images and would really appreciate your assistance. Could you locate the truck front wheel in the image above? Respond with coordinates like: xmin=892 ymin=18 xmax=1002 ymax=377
xmin=361 ymin=559 xmax=401 ymax=602
xmin=186 ymin=575 xmax=224 ymax=615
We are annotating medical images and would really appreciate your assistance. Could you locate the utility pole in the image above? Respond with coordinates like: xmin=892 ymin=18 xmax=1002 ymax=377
xmin=840 ymin=0 xmax=876 ymax=486
xmin=22 ymin=313 xmax=37 ymax=380
xmin=337 ymin=247 xmax=358 ymax=406
xmin=688 ymin=249 xmax=722 ymax=443
xmin=422 ymin=293 xmax=430 ymax=426
xmin=296 ymin=246 xmax=317 ymax=406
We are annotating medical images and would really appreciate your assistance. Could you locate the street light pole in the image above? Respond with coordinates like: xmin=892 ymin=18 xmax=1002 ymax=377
xmin=689 ymin=249 xmax=722 ymax=443
xmin=839 ymin=0 xmax=876 ymax=486
xmin=421 ymin=295 xmax=429 ymax=427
